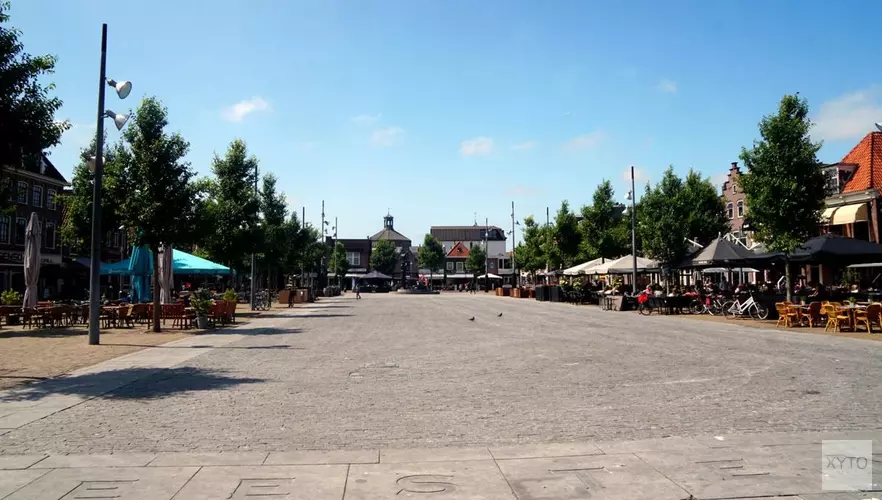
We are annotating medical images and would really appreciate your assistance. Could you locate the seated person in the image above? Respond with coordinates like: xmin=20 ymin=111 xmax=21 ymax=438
xmin=808 ymin=281 xmax=826 ymax=301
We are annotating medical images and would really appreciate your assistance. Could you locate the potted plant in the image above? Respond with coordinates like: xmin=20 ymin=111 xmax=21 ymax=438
xmin=190 ymin=288 xmax=213 ymax=329
xmin=1 ymin=289 xmax=22 ymax=325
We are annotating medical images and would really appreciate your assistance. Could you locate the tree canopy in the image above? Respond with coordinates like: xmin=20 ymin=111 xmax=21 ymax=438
xmin=418 ymin=234 xmax=445 ymax=274
xmin=332 ymin=241 xmax=348 ymax=282
xmin=465 ymin=243 xmax=487 ymax=276
xmin=514 ymin=216 xmax=546 ymax=277
xmin=117 ymin=97 xmax=198 ymax=331
xmin=739 ymin=94 xmax=826 ymax=299
xmin=0 ymin=1 xmax=68 ymax=209
xmin=370 ymin=239 xmax=397 ymax=276
xmin=579 ymin=180 xmax=629 ymax=261
xmin=202 ymin=139 xmax=260 ymax=273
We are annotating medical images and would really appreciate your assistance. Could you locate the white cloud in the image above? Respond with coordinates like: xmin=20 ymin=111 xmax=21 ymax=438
xmin=62 ymin=122 xmax=94 ymax=150
xmin=222 ymin=97 xmax=270 ymax=122
xmin=564 ymin=131 xmax=606 ymax=151
xmin=505 ymin=185 xmax=545 ymax=197
xmin=371 ymin=127 xmax=404 ymax=147
xmin=460 ymin=136 xmax=495 ymax=156
xmin=511 ymin=140 xmax=536 ymax=151
xmin=657 ymin=79 xmax=677 ymax=93
xmin=351 ymin=113 xmax=382 ymax=124
xmin=813 ymin=86 xmax=882 ymax=141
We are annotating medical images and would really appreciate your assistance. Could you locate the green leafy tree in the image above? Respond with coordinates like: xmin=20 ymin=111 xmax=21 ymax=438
xmin=550 ymin=201 xmax=580 ymax=268
xmin=60 ymin=138 xmax=127 ymax=254
xmin=332 ymin=241 xmax=349 ymax=285
xmin=258 ymin=173 xmax=290 ymax=289
xmin=418 ymin=234 xmax=445 ymax=288
xmin=638 ymin=167 xmax=689 ymax=272
xmin=0 ymin=1 xmax=69 ymax=209
xmin=681 ymin=169 xmax=729 ymax=245
xmin=118 ymin=97 xmax=198 ymax=332
xmin=739 ymin=94 xmax=826 ymax=300
xmin=370 ymin=239 xmax=397 ymax=276
xmin=514 ymin=215 xmax=545 ymax=280
xmin=203 ymin=139 xmax=259 ymax=277
xmin=465 ymin=243 xmax=487 ymax=288
xmin=580 ymin=180 xmax=629 ymax=261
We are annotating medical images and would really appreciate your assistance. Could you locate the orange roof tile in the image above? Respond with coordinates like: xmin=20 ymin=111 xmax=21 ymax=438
xmin=841 ymin=132 xmax=882 ymax=193
xmin=446 ymin=241 xmax=469 ymax=258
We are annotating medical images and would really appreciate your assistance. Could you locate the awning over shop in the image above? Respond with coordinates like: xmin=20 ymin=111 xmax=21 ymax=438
xmin=825 ymin=203 xmax=868 ymax=225
xmin=100 ymin=250 xmax=231 ymax=276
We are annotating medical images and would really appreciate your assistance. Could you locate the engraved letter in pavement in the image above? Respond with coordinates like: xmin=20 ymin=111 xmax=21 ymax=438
xmin=395 ymin=474 xmax=457 ymax=495
xmin=61 ymin=480 xmax=138 ymax=499
xmin=229 ymin=478 xmax=297 ymax=499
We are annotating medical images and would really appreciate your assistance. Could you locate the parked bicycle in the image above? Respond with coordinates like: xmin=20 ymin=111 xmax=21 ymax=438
xmin=704 ymin=294 xmax=727 ymax=316
xmin=252 ymin=290 xmax=274 ymax=311
xmin=722 ymin=291 xmax=769 ymax=320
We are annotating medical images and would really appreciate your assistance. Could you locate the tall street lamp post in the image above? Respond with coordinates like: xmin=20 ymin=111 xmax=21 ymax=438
xmin=629 ymin=165 xmax=638 ymax=294
xmin=88 ymin=23 xmax=132 ymax=345
xmin=250 ymin=163 xmax=258 ymax=310
xmin=510 ymin=201 xmax=520 ymax=288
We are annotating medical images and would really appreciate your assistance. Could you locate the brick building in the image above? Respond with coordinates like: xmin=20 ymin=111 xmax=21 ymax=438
xmin=721 ymin=161 xmax=752 ymax=248
xmin=0 ymin=154 xmax=69 ymax=294
xmin=822 ymin=131 xmax=882 ymax=243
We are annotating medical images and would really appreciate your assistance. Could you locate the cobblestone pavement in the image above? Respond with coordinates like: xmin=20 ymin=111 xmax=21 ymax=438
xmin=1 ymin=293 xmax=881 ymax=455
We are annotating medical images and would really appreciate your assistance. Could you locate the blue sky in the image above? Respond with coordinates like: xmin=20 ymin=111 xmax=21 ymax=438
xmin=11 ymin=0 xmax=882 ymax=247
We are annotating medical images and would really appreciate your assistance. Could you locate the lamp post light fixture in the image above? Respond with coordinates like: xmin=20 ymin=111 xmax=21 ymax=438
xmin=88 ymin=23 xmax=132 ymax=345
xmin=875 ymin=122 xmax=882 ymax=132
xmin=628 ymin=165 xmax=637 ymax=294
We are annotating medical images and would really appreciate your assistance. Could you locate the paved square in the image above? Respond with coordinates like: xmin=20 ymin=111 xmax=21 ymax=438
xmin=4 ymin=466 xmax=198 ymax=499
xmin=0 ymin=294 xmax=881 ymax=456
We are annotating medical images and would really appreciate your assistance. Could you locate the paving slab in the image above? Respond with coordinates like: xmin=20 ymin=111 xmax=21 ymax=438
xmin=264 ymin=449 xmax=378 ymax=465
xmin=0 ymin=470 xmax=48 ymax=498
xmin=173 ymin=464 xmax=347 ymax=500
xmin=380 ymin=447 xmax=493 ymax=463
xmin=495 ymin=453 xmax=688 ymax=500
xmin=489 ymin=442 xmax=603 ymax=460
xmin=594 ymin=436 xmax=708 ymax=454
xmin=346 ymin=460 xmax=515 ymax=499
xmin=4 ymin=466 xmax=198 ymax=500
xmin=34 ymin=453 xmax=157 ymax=468
xmin=637 ymin=446 xmax=820 ymax=498
xmin=147 ymin=451 xmax=268 ymax=467
xmin=0 ymin=409 xmax=57 ymax=429
xmin=0 ymin=455 xmax=46 ymax=470
xmin=799 ymin=493 xmax=882 ymax=499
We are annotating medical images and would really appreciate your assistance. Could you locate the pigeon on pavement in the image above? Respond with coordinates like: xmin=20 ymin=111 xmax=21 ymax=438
xmin=468 ymin=316 xmax=475 ymax=321
xmin=497 ymin=312 xmax=503 ymax=317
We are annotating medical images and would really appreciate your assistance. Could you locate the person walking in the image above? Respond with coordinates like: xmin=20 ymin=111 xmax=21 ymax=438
xmin=355 ymin=283 xmax=361 ymax=300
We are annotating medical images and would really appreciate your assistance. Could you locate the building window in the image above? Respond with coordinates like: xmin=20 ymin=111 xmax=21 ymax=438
xmin=726 ymin=202 xmax=734 ymax=220
xmin=499 ymin=258 xmax=510 ymax=269
xmin=44 ymin=223 xmax=56 ymax=249
xmin=17 ymin=182 xmax=27 ymax=204
xmin=47 ymin=189 xmax=57 ymax=210
xmin=346 ymin=251 xmax=360 ymax=267
xmin=0 ymin=216 xmax=9 ymax=244
xmin=446 ymin=261 xmax=454 ymax=271
xmin=32 ymin=185 xmax=42 ymax=207
xmin=111 ymin=230 xmax=120 ymax=248
xmin=456 ymin=261 xmax=464 ymax=272
xmin=736 ymin=200 xmax=744 ymax=218
xmin=731 ymin=183 xmax=736 ymax=194
xmin=15 ymin=217 xmax=26 ymax=245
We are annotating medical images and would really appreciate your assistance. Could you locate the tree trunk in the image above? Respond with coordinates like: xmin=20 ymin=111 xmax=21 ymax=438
xmin=784 ymin=255 xmax=792 ymax=302
xmin=152 ymin=245 xmax=161 ymax=333
xmin=430 ymin=271 xmax=433 ymax=290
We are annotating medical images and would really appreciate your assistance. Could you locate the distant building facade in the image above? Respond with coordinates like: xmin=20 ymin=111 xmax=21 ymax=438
xmin=430 ymin=224 xmax=507 ymax=277
xmin=0 ymin=154 xmax=69 ymax=294
xmin=720 ymin=161 xmax=753 ymax=248
xmin=822 ymin=131 xmax=882 ymax=243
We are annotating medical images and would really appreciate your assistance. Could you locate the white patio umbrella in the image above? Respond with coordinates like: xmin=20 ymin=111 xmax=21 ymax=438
xmin=476 ymin=273 xmax=503 ymax=279
xmin=22 ymin=213 xmax=41 ymax=308
xmin=563 ymin=257 xmax=613 ymax=275
xmin=158 ymin=244 xmax=174 ymax=304
xmin=583 ymin=255 xmax=658 ymax=274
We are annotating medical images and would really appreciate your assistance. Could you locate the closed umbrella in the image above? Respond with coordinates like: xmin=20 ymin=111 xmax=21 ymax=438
xmin=22 ymin=213 xmax=41 ymax=308
xmin=128 ymin=244 xmax=153 ymax=303
xmin=158 ymin=244 xmax=174 ymax=304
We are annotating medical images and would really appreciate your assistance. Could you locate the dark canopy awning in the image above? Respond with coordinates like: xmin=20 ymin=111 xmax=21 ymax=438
xmin=753 ymin=234 xmax=882 ymax=265
xmin=679 ymin=237 xmax=754 ymax=268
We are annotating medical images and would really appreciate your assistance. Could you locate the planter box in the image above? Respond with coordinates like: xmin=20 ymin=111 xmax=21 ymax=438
xmin=511 ymin=288 xmax=521 ymax=298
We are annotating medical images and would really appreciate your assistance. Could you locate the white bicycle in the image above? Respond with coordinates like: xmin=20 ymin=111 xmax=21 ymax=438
xmin=722 ymin=292 xmax=769 ymax=320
